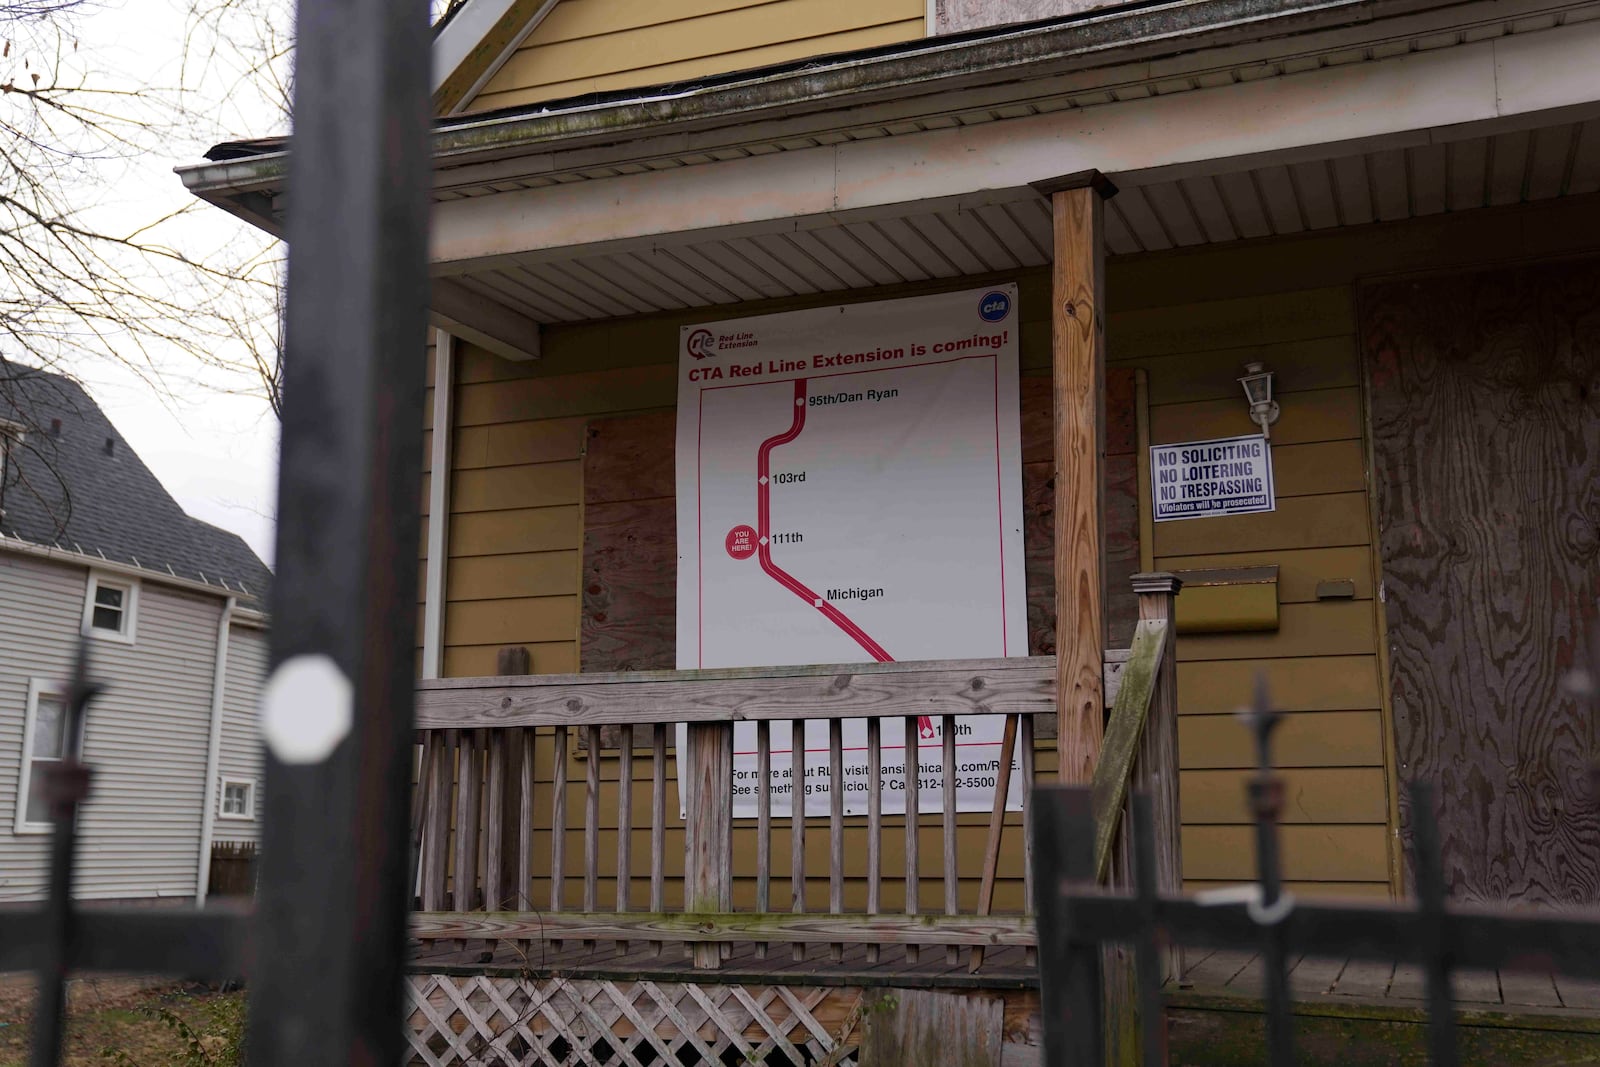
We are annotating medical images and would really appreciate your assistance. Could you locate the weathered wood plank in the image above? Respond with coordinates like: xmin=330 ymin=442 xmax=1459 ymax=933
xmin=792 ymin=717 xmax=807 ymax=962
xmin=517 ymin=728 xmax=534 ymax=910
xmin=417 ymin=656 xmax=1069 ymax=728
xmin=422 ymin=731 xmax=452 ymax=912
xmin=685 ymin=722 xmax=733 ymax=968
xmin=904 ymin=714 xmax=921 ymax=966
xmin=454 ymin=730 xmax=481 ymax=912
xmin=866 ymin=716 xmax=882 ymax=967
xmin=970 ymin=713 xmax=1020 ymax=973
xmin=419 ymin=655 xmax=1132 ymax=729
xmin=756 ymin=719 xmax=772 ymax=959
xmin=1020 ymin=713 xmax=1037 ymax=969
xmin=942 ymin=713 xmax=959 ymax=967
xmin=829 ymin=718 xmax=845 ymax=964
xmin=617 ymin=723 xmax=634 ymax=951
xmin=585 ymin=724 xmax=601 ymax=922
xmin=485 ymin=730 xmax=506 ymax=911
xmin=1364 ymin=259 xmax=1600 ymax=905
xmin=857 ymin=988 xmax=1002 ymax=1067
xmin=1092 ymin=620 xmax=1168 ymax=883
xmin=1051 ymin=182 xmax=1109 ymax=787
xmin=411 ymin=912 xmax=1036 ymax=946
xmin=551 ymin=725 xmax=568 ymax=919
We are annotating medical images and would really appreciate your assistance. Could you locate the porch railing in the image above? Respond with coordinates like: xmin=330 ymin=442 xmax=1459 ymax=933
xmin=408 ymin=574 xmax=1180 ymax=972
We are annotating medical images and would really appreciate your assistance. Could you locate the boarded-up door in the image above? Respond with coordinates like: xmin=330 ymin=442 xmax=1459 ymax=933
xmin=1363 ymin=258 xmax=1600 ymax=905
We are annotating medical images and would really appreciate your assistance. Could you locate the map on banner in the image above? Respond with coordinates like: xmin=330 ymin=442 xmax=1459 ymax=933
xmin=675 ymin=286 xmax=1028 ymax=818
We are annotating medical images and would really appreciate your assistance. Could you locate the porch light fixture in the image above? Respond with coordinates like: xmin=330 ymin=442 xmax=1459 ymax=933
xmin=1238 ymin=362 xmax=1280 ymax=439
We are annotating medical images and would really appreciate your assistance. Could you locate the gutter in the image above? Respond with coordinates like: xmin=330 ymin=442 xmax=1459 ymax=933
xmin=177 ymin=0 xmax=1405 ymax=201
xmin=0 ymin=531 xmax=266 ymax=609
xmin=195 ymin=595 xmax=238 ymax=906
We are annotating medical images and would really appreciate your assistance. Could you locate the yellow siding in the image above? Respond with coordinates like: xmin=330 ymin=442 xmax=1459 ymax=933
xmin=466 ymin=0 xmax=925 ymax=114
xmin=411 ymin=205 xmax=1600 ymax=906
xmin=1109 ymin=283 xmax=1392 ymax=897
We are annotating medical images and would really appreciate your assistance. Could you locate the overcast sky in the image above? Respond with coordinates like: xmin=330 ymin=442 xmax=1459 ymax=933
xmin=47 ymin=0 xmax=453 ymax=567
xmin=52 ymin=0 xmax=286 ymax=564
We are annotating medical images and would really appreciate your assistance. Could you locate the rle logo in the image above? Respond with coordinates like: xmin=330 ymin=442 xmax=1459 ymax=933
xmin=687 ymin=328 xmax=717 ymax=359
xmin=979 ymin=291 xmax=1011 ymax=323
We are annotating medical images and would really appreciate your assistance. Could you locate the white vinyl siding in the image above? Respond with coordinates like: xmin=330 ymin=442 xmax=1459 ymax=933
xmin=215 ymin=623 xmax=268 ymax=843
xmin=0 ymin=553 xmax=254 ymax=902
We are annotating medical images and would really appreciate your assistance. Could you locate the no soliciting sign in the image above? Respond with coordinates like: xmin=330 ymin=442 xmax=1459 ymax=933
xmin=1151 ymin=434 xmax=1275 ymax=521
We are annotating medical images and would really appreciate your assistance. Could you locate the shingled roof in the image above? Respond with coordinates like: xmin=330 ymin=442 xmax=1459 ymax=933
xmin=0 ymin=366 xmax=272 ymax=607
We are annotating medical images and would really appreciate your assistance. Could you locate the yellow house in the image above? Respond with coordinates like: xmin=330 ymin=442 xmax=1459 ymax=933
xmin=183 ymin=0 xmax=1600 ymax=1060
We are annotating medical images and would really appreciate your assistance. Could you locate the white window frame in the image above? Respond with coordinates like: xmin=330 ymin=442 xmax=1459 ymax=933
xmin=217 ymin=777 xmax=256 ymax=821
xmin=82 ymin=572 xmax=139 ymax=644
xmin=14 ymin=678 xmax=71 ymax=835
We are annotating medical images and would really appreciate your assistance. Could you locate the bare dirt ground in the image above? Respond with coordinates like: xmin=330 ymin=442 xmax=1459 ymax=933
xmin=0 ymin=973 xmax=239 ymax=1066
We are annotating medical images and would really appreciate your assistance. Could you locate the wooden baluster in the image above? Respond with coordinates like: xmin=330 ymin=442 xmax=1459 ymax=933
xmin=1134 ymin=572 xmax=1184 ymax=984
xmin=756 ymin=720 xmax=772 ymax=960
xmin=904 ymin=715 xmax=920 ymax=966
xmin=517 ymin=727 xmax=534 ymax=960
xmin=422 ymin=730 xmax=452 ymax=913
xmin=685 ymin=721 xmax=732 ymax=969
xmin=454 ymin=731 xmax=479 ymax=913
xmin=485 ymin=731 xmax=506 ymax=912
xmin=829 ymin=718 xmax=844 ymax=963
xmin=408 ymin=736 xmax=431 ymax=909
xmin=943 ymin=714 xmax=958 ymax=966
xmin=866 ymin=717 xmax=882 ymax=965
xmin=550 ymin=725 xmax=567 ymax=951
xmin=791 ymin=718 xmax=806 ymax=962
xmin=616 ymin=724 xmax=633 ymax=956
xmin=971 ymin=713 xmax=1020 ymax=973
xmin=650 ymin=724 xmax=666 ymax=958
xmin=584 ymin=724 xmax=601 ymax=951
xmin=1021 ymin=714 xmax=1037 ymax=968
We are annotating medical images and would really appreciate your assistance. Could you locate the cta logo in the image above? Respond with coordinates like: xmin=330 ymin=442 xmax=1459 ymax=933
xmin=979 ymin=291 xmax=1012 ymax=323
xmin=687 ymin=328 xmax=717 ymax=359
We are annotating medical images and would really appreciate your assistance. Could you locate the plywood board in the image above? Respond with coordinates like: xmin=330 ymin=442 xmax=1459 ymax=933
xmin=1363 ymin=258 xmax=1600 ymax=905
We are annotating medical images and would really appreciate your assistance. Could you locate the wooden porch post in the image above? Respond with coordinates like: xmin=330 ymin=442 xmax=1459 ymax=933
xmin=1131 ymin=573 xmax=1182 ymax=937
xmin=1034 ymin=170 xmax=1118 ymax=785
xmin=685 ymin=722 xmax=733 ymax=969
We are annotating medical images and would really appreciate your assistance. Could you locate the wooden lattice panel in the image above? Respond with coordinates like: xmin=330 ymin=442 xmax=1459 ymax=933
xmin=405 ymin=973 xmax=863 ymax=1066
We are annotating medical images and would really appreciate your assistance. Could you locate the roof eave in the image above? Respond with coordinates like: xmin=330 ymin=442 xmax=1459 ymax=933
xmin=178 ymin=0 xmax=1395 ymax=205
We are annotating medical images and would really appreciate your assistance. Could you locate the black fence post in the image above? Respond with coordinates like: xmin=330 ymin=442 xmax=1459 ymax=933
xmin=1035 ymin=786 xmax=1104 ymax=1067
xmin=1409 ymin=780 xmax=1460 ymax=1067
xmin=249 ymin=0 xmax=432 ymax=1060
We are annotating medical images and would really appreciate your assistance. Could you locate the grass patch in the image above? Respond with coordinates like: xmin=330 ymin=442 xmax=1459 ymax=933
xmin=0 ymin=975 xmax=243 ymax=1067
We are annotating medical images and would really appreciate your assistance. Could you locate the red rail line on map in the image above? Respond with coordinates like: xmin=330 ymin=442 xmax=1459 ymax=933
xmin=756 ymin=378 xmax=894 ymax=663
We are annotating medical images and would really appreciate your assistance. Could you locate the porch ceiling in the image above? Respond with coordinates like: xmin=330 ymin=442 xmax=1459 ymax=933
xmin=442 ymin=120 xmax=1600 ymax=326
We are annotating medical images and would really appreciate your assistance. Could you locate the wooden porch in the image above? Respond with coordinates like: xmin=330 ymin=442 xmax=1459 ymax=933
xmin=401 ymin=570 xmax=1179 ymax=1064
xmin=404 ymin=939 xmax=1600 ymax=1066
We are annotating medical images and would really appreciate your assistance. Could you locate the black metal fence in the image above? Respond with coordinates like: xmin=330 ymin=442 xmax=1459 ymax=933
xmin=0 ymin=0 xmax=432 ymax=1063
xmin=1032 ymin=685 xmax=1600 ymax=1067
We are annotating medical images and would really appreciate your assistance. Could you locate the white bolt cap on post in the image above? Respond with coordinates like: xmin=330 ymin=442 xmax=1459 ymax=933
xmin=260 ymin=654 xmax=354 ymax=765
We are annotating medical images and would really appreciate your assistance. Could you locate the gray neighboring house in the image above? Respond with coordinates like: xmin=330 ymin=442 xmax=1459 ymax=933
xmin=0 ymin=367 xmax=272 ymax=903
